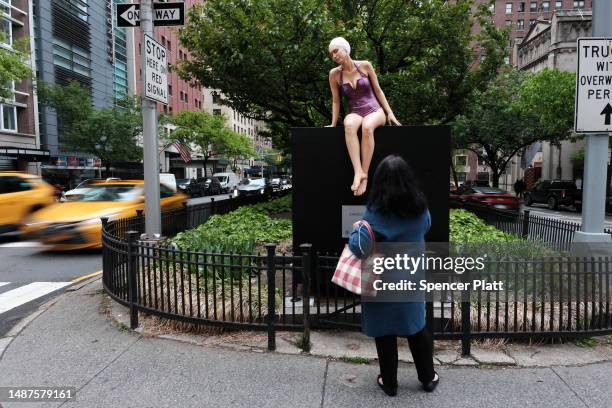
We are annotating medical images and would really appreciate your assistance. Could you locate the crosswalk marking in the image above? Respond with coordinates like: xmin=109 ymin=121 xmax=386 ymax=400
xmin=0 ymin=282 xmax=72 ymax=314
xmin=0 ymin=282 xmax=9 ymax=288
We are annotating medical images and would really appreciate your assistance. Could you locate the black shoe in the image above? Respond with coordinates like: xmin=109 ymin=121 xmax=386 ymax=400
xmin=377 ymin=374 xmax=397 ymax=397
xmin=422 ymin=372 xmax=439 ymax=392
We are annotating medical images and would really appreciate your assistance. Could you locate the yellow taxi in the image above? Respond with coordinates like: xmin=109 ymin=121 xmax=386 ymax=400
xmin=21 ymin=180 xmax=187 ymax=250
xmin=0 ymin=172 xmax=55 ymax=235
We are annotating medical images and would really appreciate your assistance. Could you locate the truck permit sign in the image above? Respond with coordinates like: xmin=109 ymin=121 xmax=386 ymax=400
xmin=575 ymin=38 xmax=612 ymax=133
xmin=144 ymin=34 xmax=168 ymax=105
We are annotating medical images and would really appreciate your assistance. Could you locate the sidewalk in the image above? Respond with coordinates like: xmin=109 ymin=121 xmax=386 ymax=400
xmin=0 ymin=279 xmax=611 ymax=408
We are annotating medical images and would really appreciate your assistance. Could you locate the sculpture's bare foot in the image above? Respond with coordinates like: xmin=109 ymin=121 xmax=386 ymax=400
xmin=355 ymin=177 xmax=368 ymax=196
xmin=351 ymin=172 xmax=367 ymax=193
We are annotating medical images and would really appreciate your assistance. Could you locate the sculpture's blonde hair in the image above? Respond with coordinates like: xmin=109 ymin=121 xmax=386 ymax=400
xmin=328 ymin=37 xmax=351 ymax=55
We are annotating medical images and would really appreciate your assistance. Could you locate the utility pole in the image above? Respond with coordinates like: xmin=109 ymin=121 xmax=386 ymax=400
xmin=140 ymin=0 xmax=161 ymax=238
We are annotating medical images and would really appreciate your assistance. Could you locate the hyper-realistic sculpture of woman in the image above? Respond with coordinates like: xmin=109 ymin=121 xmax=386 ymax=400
xmin=327 ymin=37 xmax=401 ymax=196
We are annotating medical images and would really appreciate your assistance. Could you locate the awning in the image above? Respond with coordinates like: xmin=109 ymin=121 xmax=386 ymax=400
xmin=0 ymin=147 xmax=51 ymax=162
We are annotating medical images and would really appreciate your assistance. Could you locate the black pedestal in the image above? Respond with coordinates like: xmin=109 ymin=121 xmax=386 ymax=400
xmin=292 ymin=126 xmax=450 ymax=255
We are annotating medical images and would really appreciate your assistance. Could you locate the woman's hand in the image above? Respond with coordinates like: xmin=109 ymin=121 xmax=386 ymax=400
xmin=386 ymin=112 xmax=401 ymax=126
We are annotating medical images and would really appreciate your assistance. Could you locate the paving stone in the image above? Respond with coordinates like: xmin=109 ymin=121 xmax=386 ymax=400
xmin=471 ymin=348 xmax=516 ymax=366
xmin=452 ymin=357 xmax=479 ymax=366
xmin=507 ymin=343 xmax=605 ymax=367
xmin=435 ymin=349 xmax=460 ymax=364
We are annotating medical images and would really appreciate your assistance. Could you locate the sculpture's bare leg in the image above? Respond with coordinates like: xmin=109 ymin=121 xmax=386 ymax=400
xmin=344 ymin=113 xmax=366 ymax=194
xmin=356 ymin=108 xmax=386 ymax=196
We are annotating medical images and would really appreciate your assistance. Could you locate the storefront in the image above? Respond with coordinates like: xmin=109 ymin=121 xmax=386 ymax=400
xmin=0 ymin=147 xmax=51 ymax=173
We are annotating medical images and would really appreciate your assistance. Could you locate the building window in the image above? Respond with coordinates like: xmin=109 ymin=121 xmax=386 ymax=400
xmin=455 ymin=155 xmax=467 ymax=166
xmin=529 ymin=19 xmax=536 ymax=26
xmin=213 ymin=109 xmax=221 ymax=115
xmin=457 ymin=172 xmax=467 ymax=183
xmin=505 ymin=3 xmax=512 ymax=14
xmin=179 ymin=91 xmax=184 ymax=102
xmin=555 ymin=0 xmax=562 ymax=8
xmin=52 ymin=37 xmax=91 ymax=77
xmin=573 ymin=1 xmax=584 ymax=8
xmin=505 ymin=20 xmax=512 ymax=27
xmin=212 ymin=93 xmax=221 ymax=104
xmin=0 ymin=18 xmax=11 ymax=47
xmin=518 ymin=2 xmax=525 ymax=12
xmin=542 ymin=1 xmax=550 ymax=11
xmin=517 ymin=19 xmax=525 ymax=30
xmin=160 ymin=35 xmax=166 ymax=48
xmin=168 ymin=84 xmax=172 ymax=96
xmin=1 ymin=104 xmax=16 ymax=131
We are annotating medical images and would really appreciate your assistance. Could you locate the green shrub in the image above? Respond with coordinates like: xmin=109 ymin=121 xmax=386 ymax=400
xmin=450 ymin=209 xmax=519 ymax=243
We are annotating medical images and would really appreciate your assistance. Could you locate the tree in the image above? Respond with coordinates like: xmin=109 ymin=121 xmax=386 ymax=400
xmin=452 ymin=70 xmax=547 ymax=187
xmin=217 ymin=130 xmax=257 ymax=172
xmin=513 ymin=68 xmax=576 ymax=179
xmin=169 ymin=111 xmax=230 ymax=177
xmin=37 ymin=82 xmax=143 ymax=174
xmin=0 ymin=35 xmax=32 ymax=98
xmin=177 ymin=0 xmax=508 ymax=151
xmin=74 ymin=99 xmax=143 ymax=174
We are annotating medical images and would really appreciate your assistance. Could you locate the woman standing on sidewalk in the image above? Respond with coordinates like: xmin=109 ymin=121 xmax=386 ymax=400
xmin=348 ymin=155 xmax=439 ymax=397
xmin=327 ymin=37 xmax=401 ymax=197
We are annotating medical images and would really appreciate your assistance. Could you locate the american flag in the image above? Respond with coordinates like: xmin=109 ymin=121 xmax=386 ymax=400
xmin=173 ymin=141 xmax=192 ymax=162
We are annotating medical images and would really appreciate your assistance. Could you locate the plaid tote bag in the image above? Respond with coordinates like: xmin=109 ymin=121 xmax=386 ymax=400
xmin=332 ymin=220 xmax=377 ymax=295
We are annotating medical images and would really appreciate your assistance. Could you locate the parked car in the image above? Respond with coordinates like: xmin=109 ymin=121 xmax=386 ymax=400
xmin=280 ymin=177 xmax=292 ymax=191
xmin=21 ymin=180 xmax=187 ymax=250
xmin=186 ymin=177 xmax=222 ymax=197
xmin=450 ymin=186 xmax=520 ymax=213
xmin=523 ymin=180 xmax=581 ymax=211
xmin=62 ymin=178 xmax=120 ymax=201
xmin=176 ymin=178 xmax=194 ymax=195
xmin=213 ymin=172 xmax=240 ymax=194
xmin=269 ymin=178 xmax=281 ymax=193
xmin=0 ymin=172 xmax=55 ymax=235
xmin=237 ymin=178 xmax=267 ymax=196
xmin=159 ymin=173 xmax=177 ymax=192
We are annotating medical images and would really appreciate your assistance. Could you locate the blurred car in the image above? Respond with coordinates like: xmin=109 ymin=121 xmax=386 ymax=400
xmin=21 ymin=180 xmax=186 ymax=250
xmin=159 ymin=173 xmax=177 ymax=192
xmin=62 ymin=178 xmax=120 ymax=202
xmin=450 ymin=186 xmax=520 ymax=213
xmin=237 ymin=178 xmax=267 ymax=196
xmin=187 ymin=177 xmax=222 ymax=197
xmin=0 ymin=172 xmax=55 ymax=235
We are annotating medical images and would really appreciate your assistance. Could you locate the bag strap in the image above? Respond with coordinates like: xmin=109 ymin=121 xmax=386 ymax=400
xmin=356 ymin=220 xmax=376 ymax=256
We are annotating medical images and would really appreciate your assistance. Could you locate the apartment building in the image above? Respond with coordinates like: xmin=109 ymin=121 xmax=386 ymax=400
xmin=0 ymin=0 xmax=45 ymax=173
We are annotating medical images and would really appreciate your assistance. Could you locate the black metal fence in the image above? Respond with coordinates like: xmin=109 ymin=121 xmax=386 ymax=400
xmin=455 ymin=202 xmax=612 ymax=252
xmin=103 ymin=195 xmax=612 ymax=356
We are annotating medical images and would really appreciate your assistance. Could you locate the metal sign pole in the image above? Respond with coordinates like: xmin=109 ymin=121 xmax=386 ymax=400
xmin=141 ymin=0 xmax=161 ymax=238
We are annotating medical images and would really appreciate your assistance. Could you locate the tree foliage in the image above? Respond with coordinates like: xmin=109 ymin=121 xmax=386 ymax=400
xmin=37 ymin=81 xmax=142 ymax=172
xmin=453 ymin=68 xmax=577 ymax=187
xmin=0 ymin=35 xmax=32 ymax=99
xmin=170 ymin=111 xmax=254 ymax=177
xmin=177 ymin=0 xmax=508 ymax=150
xmin=452 ymin=70 xmax=545 ymax=187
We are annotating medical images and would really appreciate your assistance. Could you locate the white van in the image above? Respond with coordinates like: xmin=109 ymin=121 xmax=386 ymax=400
xmin=159 ymin=173 xmax=177 ymax=192
xmin=213 ymin=172 xmax=239 ymax=193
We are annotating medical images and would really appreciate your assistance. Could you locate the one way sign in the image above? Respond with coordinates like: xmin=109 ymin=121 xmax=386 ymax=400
xmin=116 ymin=2 xmax=185 ymax=28
xmin=575 ymin=38 xmax=612 ymax=133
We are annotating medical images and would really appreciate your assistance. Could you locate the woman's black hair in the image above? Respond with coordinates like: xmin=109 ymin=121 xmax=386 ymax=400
xmin=366 ymin=154 xmax=427 ymax=218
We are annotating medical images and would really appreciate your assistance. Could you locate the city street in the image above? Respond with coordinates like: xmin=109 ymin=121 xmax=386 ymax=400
xmin=0 ymin=192 xmax=231 ymax=338
xmin=521 ymin=204 xmax=612 ymax=228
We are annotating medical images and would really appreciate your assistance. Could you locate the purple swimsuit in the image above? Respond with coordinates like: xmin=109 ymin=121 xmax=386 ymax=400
xmin=340 ymin=62 xmax=382 ymax=117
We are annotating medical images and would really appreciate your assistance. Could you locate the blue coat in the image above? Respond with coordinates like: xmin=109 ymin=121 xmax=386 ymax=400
xmin=348 ymin=207 xmax=431 ymax=337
